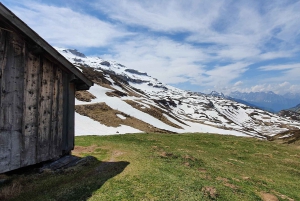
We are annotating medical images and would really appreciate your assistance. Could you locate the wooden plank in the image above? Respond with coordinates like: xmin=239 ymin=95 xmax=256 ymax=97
xmin=37 ymin=58 xmax=53 ymax=162
xmin=0 ymin=30 xmax=3 ymax=108
xmin=10 ymin=131 xmax=22 ymax=170
xmin=50 ymin=66 xmax=58 ymax=158
xmin=62 ymin=73 xmax=69 ymax=153
xmin=67 ymin=82 xmax=75 ymax=152
xmin=0 ymin=31 xmax=25 ymax=172
xmin=0 ymin=131 xmax=11 ymax=173
xmin=0 ymin=30 xmax=9 ymax=173
xmin=56 ymin=68 xmax=64 ymax=156
xmin=0 ymin=32 xmax=14 ymax=132
xmin=0 ymin=29 xmax=6 ymax=121
xmin=21 ymin=52 xmax=40 ymax=166
xmin=10 ymin=32 xmax=25 ymax=170
xmin=11 ymin=34 xmax=25 ymax=132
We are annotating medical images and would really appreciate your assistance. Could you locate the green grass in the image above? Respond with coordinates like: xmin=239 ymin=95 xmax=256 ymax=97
xmin=1 ymin=133 xmax=299 ymax=200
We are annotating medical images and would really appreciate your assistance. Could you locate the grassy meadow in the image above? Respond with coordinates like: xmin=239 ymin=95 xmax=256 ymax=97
xmin=0 ymin=133 xmax=299 ymax=200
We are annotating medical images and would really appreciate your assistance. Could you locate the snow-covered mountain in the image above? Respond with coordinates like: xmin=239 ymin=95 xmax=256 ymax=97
xmin=57 ymin=48 xmax=300 ymax=140
xmin=228 ymin=91 xmax=300 ymax=112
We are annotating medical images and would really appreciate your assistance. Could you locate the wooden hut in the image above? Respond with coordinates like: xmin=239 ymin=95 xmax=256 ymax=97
xmin=0 ymin=3 xmax=93 ymax=173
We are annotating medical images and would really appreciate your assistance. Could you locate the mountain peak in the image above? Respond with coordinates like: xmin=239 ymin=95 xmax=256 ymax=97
xmin=210 ymin=91 xmax=225 ymax=98
xmin=64 ymin=49 xmax=87 ymax=58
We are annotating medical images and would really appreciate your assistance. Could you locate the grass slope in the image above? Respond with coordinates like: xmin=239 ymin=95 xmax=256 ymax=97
xmin=1 ymin=133 xmax=299 ymax=200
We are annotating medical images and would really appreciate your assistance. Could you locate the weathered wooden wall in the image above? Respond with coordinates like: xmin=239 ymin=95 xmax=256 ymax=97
xmin=0 ymin=30 xmax=24 ymax=172
xmin=0 ymin=29 xmax=74 ymax=173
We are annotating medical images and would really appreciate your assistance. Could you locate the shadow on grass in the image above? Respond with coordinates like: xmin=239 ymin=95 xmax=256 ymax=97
xmin=0 ymin=157 xmax=129 ymax=201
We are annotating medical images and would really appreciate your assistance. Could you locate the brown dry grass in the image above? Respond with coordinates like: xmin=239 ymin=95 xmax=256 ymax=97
xmin=75 ymin=103 xmax=173 ymax=133
xmin=79 ymin=64 xmax=144 ymax=98
xmin=202 ymin=186 xmax=218 ymax=199
xmin=108 ymin=77 xmax=144 ymax=98
xmin=124 ymin=100 xmax=183 ymax=129
xmin=79 ymin=65 xmax=112 ymax=86
xmin=0 ymin=181 xmax=22 ymax=200
xmin=105 ymin=90 xmax=127 ymax=98
xmin=75 ymin=90 xmax=96 ymax=102
xmin=269 ymin=129 xmax=300 ymax=146
xmin=72 ymin=145 xmax=98 ymax=155
xmin=122 ymin=86 xmax=143 ymax=97
xmin=260 ymin=192 xmax=279 ymax=201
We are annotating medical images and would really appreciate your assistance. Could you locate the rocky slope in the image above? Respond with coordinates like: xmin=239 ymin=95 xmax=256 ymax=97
xmin=289 ymin=104 xmax=300 ymax=113
xmin=278 ymin=104 xmax=300 ymax=122
xmin=57 ymin=48 xmax=300 ymax=140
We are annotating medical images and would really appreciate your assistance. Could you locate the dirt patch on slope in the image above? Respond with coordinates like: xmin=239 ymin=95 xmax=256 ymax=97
xmin=79 ymin=65 xmax=143 ymax=98
xmin=75 ymin=90 xmax=96 ymax=102
xmin=269 ymin=129 xmax=300 ymax=146
xmin=260 ymin=192 xmax=279 ymax=201
xmin=72 ymin=145 xmax=98 ymax=155
xmin=106 ymin=90 xmax=127 ymax=98
xmin=75 ymin=103 xmax=174 ymax=133
xmin=79 ymin=65 xmax=112 ymax=86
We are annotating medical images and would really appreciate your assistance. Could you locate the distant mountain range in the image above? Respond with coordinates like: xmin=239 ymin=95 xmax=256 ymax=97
xmin=227 ymin=91 xmax=300 ymax=113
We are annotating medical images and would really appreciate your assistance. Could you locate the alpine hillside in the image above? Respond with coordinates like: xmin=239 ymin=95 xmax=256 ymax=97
xmin=57 ymin=48 xmax=300 ymax=141
xmin=278 ymin=103 xmax=300 ymax=122
xmin=289 ymin=103 xmax=300 ymax=113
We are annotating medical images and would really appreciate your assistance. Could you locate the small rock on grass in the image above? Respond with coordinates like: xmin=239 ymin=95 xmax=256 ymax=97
xmin=202 ymin=186 xmax=218 ymax=199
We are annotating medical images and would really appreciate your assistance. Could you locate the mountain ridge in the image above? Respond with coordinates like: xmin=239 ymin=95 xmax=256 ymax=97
xmin=228 ymin=91 xmax=300 ymax=112
xmin=278 ymin=103 xmax=300 ymax=122
xmin=57 ymin=48 xmax=300 ymax=140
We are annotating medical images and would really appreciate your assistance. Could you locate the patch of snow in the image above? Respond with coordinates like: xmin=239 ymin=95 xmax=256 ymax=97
xmin=75 ymin=113 xmax=143 ymax=136
xmin=116 ymin=114 xmax=127 ymax=120
xmin=278 ymin=134 xmax=293 ymax=139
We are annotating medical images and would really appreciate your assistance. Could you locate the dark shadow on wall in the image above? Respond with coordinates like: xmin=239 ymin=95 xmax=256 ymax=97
xmin=0 ymin=157 xmax=129 ymax=201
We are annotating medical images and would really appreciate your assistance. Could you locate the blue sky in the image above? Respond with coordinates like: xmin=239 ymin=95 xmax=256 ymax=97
xmin=2 ymin=0 xmax=300 ymax=95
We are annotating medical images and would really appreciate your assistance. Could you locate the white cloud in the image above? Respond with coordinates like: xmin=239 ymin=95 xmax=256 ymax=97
xmin=245 ymin=82 xmax=300 ymax=95
xmin=199 ymin=62 xmax=250 ymax=88
xmin=259 ymin=63 xmax=300 ymax=71
xmin=9 ymin=1 xmax=130 ymax=48
xmin=234 ymin=81 xmax=243 ymax=86
xmin=3 ymin=0 xmax=300 ymax=94
xmin=101 ymin=36 xmax=208 ymax=84
xmin=256 ymin=63 xmax=300 ymax=85
xmin=92 ymin=0 xmax=225 ymax=33
xmin=259 ymin=51 xmax=294 ymax=60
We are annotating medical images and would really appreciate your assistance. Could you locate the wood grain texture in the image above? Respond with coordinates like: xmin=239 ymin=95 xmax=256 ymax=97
xmin=67 ymin=82 xmax=75 ymax=152
xmin=50 ymin=66 xmax=58 ymax=158
xmin=0 ymin=32 xmax=25 ymax=171
xmin=0 ymin=30 xmax=10 ymax=173
xmin=37 ymin=58 xmax=53 ymax=162
xmin=0 ymin=15 xmax=83 ymax=172
xmin=0 ymin=131 xmax=11 ymax=173
xmin=62 ymin=73 xmax=69 ymax=153
xmin=21 ymin=52 xmax=40 ymax=166
xmin=57 ymin=68 xmax=64 ymax=156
